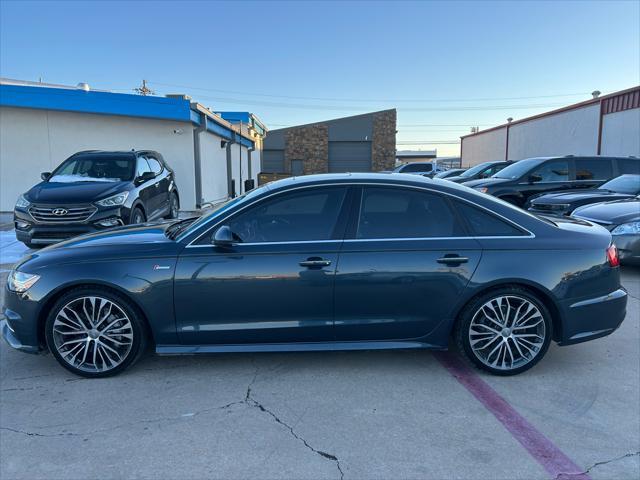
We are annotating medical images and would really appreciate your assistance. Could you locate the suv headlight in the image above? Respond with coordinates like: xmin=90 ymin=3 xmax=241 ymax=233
xmin=15 ymin=194 xmax=30 ymax=209
xmin=7 ymin=270 xmax=40 ymax=293
xmin=96 ymin=192 xmax=129 ymax=207
xmin=611 ymin=221 xmax=640 ymax=235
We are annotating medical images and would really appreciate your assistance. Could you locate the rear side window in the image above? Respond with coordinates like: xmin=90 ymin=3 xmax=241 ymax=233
xmin=617 ymin=158 xmax=640 ymax=175
xmin=356 ymin=187 xmax=466 ymax=239
xmin=454 ymin=201 xmax=526 ymax=237
xmin=575 ymin=158 xmax=613 ymax=180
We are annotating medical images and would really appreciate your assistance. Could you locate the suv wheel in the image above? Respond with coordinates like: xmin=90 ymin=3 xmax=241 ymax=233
xmin=454 ymin=287 xmax=552 ymax=375
xmin=130 ymin=207 xmax=146 ymax=225
xmin=45 ymin=288 xmax=147 ymax=378
xmin=165 ymin=192 xmax=179 ymax=219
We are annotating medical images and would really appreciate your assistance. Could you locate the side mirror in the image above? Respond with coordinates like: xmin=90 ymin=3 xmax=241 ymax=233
xmin=41 ymin=172 xmax=51 ymax=181
xmin=212 ymin=225 xmax=237 ymax=247
xmin=528 ymin=174 xmax=543 ymax=183
xmin=137 ymin=171 xmax=155 ymax=184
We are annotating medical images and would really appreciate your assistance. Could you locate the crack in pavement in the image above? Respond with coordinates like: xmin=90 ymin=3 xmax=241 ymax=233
xmin=243 ymin=363 xmax=345 ymax=480
xmin=555 ymin=451 xmax=640 ymax=479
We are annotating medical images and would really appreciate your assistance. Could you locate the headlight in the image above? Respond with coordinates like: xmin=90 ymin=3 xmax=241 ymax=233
xmin=611 ymin=221 xmax=640 ymax=235
xmin=15 ymin=194 xmax=30 ymax=209
xmin=96 ymin=192 xmax=129 ymax=207
xmin=475 ymin=187 xmax=489 ymax=193
xmin=7 ymin=270 xmax=40 ymax=293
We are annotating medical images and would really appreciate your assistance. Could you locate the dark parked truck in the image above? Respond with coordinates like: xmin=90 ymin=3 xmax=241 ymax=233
xmin=463 ymin=155 xmax=639 ymax=207
xmin=13 ymin=150 xmax=180 ymax=248
xmin=2 ymin=173 xmax=627 ymax=378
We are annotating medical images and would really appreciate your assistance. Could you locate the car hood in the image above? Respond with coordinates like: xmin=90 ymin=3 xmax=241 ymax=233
xmin=530 ymin=189 xmax=631 ymax=205
xmin=25 ymin=180 xmax=130 ymax=204
xmin=460 ymin=177 xmax=514 ymax=188
xmin=572 ymin=198 xmax=640 ymax=225
xmin=443 ymin=175 xmax=471 ymax=183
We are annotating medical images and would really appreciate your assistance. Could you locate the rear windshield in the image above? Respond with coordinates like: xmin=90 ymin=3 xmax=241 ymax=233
xmin=50 ymin=154 xmax=136 ymax=183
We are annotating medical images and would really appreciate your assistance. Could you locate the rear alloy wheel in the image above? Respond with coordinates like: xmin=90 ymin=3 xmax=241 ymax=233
xmin=45 ymin=289 xmax=147 ymax=377
xmin=130 ymin=207 xmax=146 ymax=225
xmin=165 ymin=192 xmax=179 ymax=219
xmin=455 ymin=288 xmax=552 ymax=375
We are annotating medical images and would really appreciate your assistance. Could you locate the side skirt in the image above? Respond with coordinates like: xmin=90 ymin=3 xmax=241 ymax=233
xmin=156 ymin=340 xmax=447 ymax=355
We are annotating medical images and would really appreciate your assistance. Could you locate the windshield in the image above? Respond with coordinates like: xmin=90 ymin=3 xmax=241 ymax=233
xmin=49 ymin=154 xmax=135 ymax=183
xmin=599 ymin=174 xmax=640 ymax=194
xmin=460 ymin=162 xmax=493 ymax=177
xmin=176 ymin=184 xmax=270 ymax=240
xmin=491 ymin=158 xmax=544 ymax=179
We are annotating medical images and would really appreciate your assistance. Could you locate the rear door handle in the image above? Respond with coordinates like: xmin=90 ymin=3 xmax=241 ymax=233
xmin=437 ymin=255 xmax=469 ymax=265
xmin=300 ymin=258 xmax=332 ymax=268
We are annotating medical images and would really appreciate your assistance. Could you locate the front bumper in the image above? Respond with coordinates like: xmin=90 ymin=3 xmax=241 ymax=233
xmin=557 ymin=288 xmax=628 ymax=345
xmin=1 ymin=289 xmax=42 ymax=353
xmin=14 ymin=206 xmax=125 ymax=245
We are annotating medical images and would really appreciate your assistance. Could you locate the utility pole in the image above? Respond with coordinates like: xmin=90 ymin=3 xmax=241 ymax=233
xmin=134 ymin=79 xmax=154 ymax=96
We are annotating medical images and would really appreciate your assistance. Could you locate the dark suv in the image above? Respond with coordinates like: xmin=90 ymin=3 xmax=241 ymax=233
xmin=444 ymin=160 xmax=512 ymax=183
xmin=14 ymin=150 xmax=180 ymax=248
xmin=462 ymin=156 xmax=639 ymax=207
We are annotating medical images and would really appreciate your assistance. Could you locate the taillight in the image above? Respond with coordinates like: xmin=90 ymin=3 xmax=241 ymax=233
xmin=606 ymin=244 xmax=620 ymax=267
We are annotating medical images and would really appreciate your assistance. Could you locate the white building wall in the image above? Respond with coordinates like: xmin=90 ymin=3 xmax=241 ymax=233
xmin=0 ymin=106 xmax=197 ymax=211
xmin=507 ymin=104 xmax=600 ymax=160
xmin=461 ymin=127 xmax=507 ymax=167
xmin=230 ymin=143 xmax=251 ymax=196
xmin=600 ymin=108 xmax=640 ymax=157
xmin=199 ymin=131 xmax=229 ymax=207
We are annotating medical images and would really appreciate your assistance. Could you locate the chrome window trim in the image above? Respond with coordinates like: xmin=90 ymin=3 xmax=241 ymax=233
xmin=185 ymin=182 xmax=535 ymax=248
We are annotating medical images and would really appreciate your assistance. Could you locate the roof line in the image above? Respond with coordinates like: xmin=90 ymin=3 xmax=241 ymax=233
xmin=266 ymin=108 xmax=396 ymax=133
xmin=460 ymin=86 xmax=640 ymax=139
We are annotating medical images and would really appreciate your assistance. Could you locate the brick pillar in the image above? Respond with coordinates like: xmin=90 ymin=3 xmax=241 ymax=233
xmin=372 ymin=109 xmax=397 ymax=171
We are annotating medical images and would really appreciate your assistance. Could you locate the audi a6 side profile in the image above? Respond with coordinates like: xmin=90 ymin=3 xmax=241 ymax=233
xmin=13 ymin=150 xmax=180 ymax=248
xmin=2 ymin=173 xmax=627 ymax=378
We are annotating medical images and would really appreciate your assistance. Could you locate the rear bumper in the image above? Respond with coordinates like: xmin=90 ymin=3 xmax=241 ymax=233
xmin=557 ymin=288 xmax=628 ymax=345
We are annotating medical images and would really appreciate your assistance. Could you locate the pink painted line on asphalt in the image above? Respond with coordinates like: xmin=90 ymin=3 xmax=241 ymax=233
xmin=435 ymin=352 xmax=590 ymax=480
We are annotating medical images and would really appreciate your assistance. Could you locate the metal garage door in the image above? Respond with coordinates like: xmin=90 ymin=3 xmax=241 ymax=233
xmin=329 ymin=141 xmax=372 ymax=172
xmin=263 ymin=150 xmax=285 ymax=173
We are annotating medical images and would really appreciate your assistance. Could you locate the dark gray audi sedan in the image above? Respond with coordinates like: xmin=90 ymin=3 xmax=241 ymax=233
xmin=2 ymin=173 xmax=627 ymax=378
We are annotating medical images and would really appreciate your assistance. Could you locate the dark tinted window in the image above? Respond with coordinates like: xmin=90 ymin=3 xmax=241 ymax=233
xmin=618 ymin=158 xmax=640 ymax=175
xmin=356 ymin=187 xmax=465 ymax=239
xmin=226 ymin=187 xmax=347 ymax=243
xmin=531 ymin=159 xmax=569 ymax=182
xmin=455 ymin=201 xmax=525 ymax=236
xmin=146 ymin=157 xmax=163 ymax=175
xmin=402 ymin=163 xmax=432 ymax=173
xmin=136 ymin=157 xmax=152 ymax=177
xmin=575 ymin=158 xmax=613 ymax=180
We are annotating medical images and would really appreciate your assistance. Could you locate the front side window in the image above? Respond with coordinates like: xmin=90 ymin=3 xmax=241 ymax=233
xmin=146 ymin=157 xmax=163 ymax=175
xmin=575 ymin=158 xmax=613 ymax=180
xmin=136 ymin=157 xmax=152 ymax=178
xmin=530 ymin=160 xmax=569 ymax=182
xmin=454 ymin=201 xmax=525 ymax=236
xmin=224 ymin=187 xmax=347 ymax=243
xmin=356 ymin=187 xmax=465 ymax=239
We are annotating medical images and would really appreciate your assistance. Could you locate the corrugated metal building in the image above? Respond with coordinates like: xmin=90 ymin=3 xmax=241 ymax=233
xmin=460 ymin=86 xmax=640 ymax=167
xmin=0 ymin=79 xmax=266 ymax=212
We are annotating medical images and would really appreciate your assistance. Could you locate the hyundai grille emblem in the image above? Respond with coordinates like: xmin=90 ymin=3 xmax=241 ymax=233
xmin=52 ymin=208 xmax=68 ymax=216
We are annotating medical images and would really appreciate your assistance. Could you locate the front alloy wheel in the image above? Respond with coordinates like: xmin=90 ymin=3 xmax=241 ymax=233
xmin=45 ymin=289 xmax=146 ymax=377
xmin=455 ymin=288 xmax=552 ymax=375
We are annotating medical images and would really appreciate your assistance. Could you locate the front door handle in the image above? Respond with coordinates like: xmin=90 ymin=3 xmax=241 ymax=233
xmin=300 ymin=258 xmax=332 ymax=268
xmin=437 ymin=255 xmax=469 ymax=265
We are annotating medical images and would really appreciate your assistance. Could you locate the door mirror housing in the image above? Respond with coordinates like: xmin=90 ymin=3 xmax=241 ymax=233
xmin=212 ymin=225 xmax=237 ymax=247
xmin=137 ymin=171 xmax=155 ymax=184
xmin=528 ymin=174 xmax=543 ymax=184
xmin=41 ymin=172 xmax=51 ymax=181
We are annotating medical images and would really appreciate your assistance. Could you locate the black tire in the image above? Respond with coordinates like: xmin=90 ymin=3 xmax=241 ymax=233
xmin=45 ymin=287 xmax=148 ymax=378
xmin=454 ymin=286 xmax=553 ymax=376
xmin=130 ymin=207 xmax=146 ymax=225
xmin=23 ymin=241 xmax=40 ymax=249
xmin=164 ymin=192 xmax=179 ymax=219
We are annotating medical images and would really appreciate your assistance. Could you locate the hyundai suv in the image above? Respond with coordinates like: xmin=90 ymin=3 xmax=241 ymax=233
xmin=14 ymin=150 xmax=180 ymax=248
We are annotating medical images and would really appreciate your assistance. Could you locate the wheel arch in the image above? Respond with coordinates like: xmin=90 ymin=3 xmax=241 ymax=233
xmin=37 ymin=281 xmax=156 ymax=350
xmin=450 ymin=280 xmax=563 ymax=342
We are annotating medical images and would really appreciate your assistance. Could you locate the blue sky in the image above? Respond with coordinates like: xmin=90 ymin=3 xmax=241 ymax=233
xmin=1 ymin=0 xmax=638 ymax=155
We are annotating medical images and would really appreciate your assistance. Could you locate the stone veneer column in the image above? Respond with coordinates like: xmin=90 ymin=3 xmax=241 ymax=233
xmin=371 ymin=109 xmax=397 ymax=171
xmin=284 ymin=125 xmax=329 ymax=174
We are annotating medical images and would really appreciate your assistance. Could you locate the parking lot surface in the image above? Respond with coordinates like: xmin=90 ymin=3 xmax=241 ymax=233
xmin=0 ymin=226 xmax=639 ymax=480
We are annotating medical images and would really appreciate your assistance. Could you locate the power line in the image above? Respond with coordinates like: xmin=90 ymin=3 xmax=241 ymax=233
xmin=148 ymin=80 xmax=589 ymax=104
